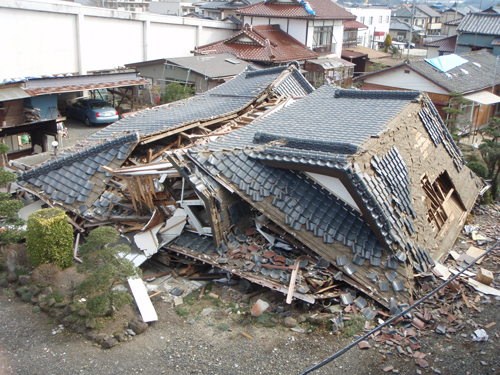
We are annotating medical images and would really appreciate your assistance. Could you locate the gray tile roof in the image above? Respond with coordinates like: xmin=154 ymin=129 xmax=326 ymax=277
xmin=166 ymin=54 xmax=250 ymax=79
xmin=191 ymin=148 xmax=386 ymax=262
xmin=457 ymin=12 xmax=500 ymax=35
xmin=416 ymin=4 xmax=441 ymax=18
xmin=358 ymin=50 xmax=500 ymax=94
xmin=84 ymin=65 xmax=313 ymax=144
xmin=202 ymin=86 xmax=420 ymax=164
xmin=17 ymin=132 xmax=139 ymax=214
xmin=392 ymin=7 xmax=427 ymax=18
xmin=410 ymin=50 xmax=500 ymax=93
xmin=188 ymin=87 xmax=446 ymax=276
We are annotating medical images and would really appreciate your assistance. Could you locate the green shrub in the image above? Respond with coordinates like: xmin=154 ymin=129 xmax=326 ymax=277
xmin=48 ymin=290 xmax=65 ymax=303
xmin=467 ymin=161 xmax=488 ymax=179
xmin=86 ymin=293 xmax=110 ymax=316
xmin=481 ymin=190 xmax=493 ymax=205
xmin=26 ymin=208 xmax=73 ymax=269
xmin=77 ymin=226 xmax=140 ymax=316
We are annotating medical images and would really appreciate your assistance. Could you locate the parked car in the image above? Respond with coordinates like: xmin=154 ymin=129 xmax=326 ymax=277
xmin=66 ymin=98 xmax=119 ymax=126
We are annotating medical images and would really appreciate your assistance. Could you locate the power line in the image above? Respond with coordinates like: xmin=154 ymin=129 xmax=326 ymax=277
xmin=299 ymin=239 xmax=500 ymax=375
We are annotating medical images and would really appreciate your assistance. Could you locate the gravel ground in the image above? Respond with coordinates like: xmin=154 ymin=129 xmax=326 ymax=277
xmin=60 ymin=118 xmax=107 ymax=148
xmin=1 ymin=280 xmax=499 ymax=375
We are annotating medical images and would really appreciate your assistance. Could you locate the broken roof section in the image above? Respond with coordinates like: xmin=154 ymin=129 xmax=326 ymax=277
xmin=177 ymin=86 xmax=483 ymax=306
xmin=17 ymin=64 xmax=313 ymax=219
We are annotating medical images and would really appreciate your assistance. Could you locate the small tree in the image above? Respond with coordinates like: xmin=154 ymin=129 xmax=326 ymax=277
xmin=162 ymin=83 xmax=195 ymax=104
xmin=77 ymin=227 xmax=141 ymax=316
xmin=443 ymin=91 xmax=471 ymax=142
xmin=479 ymin=117 xmax=500 ymax=199
xmin=383 ymin=34 xmax=393 ymax=52
xmin=0 ymin=144 xmax=25 ymax=245
xmin=26 ymin=208 xmax=74 ymax=269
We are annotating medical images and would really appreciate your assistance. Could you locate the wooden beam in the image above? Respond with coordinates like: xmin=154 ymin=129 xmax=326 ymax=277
xmin=140 ymin=122 xmax=201 ymax=145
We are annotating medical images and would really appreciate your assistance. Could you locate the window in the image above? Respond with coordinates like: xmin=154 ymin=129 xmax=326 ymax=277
xmin=379 ymin=16 xmax=382 ymax=23
xmin=386 ymin=15 xmax=390 ymax=23
xmin=360 ymin=16 xmax=365 ymax=24
xmin=404 ymin=18 xmax=409 ymax=22
xmin=404 ymin=70 xmax=410 ymax=74
xmin=368 ymin=16 xmax=373 ymax=25
xmin=422 ymin=172 xmax=465 ymax=232
xmin=313 ymin=26 xmax=334 ymax=53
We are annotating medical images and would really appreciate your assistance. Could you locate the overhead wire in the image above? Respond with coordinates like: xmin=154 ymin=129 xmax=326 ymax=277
xmin=299 ymin=239 xmax=500 ymax=375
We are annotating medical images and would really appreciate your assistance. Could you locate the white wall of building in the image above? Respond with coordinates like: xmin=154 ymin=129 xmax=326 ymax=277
xmin=305 ymin=172 xmax=360 ymax=211
xmin=0 ymin=0 xmax=237 ymax=81
xmin=346 ymin=7 xmax=391 ymax=49
xmin=363 ymin=66 xmax=449 ymax=94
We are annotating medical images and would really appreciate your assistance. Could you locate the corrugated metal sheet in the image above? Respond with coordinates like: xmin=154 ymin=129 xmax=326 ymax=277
xmin=24 ymin=73 xmax=149 ymax=96
xmin=457 ymin=12 xmax=500 ymax=35
xmin=464 ymin=91 xmax=500 ymax=105
xmin=0 ymin=87 xmax=30 ymax=101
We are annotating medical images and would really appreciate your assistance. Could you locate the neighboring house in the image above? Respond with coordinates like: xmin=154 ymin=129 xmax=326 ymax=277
xmin=391 ymin=7 xmax=428 ymax=34
xmin=102 ymin=0 xmax=149 ymax=11
xmin=439 ymin=4 xmax=481 ymax=27
xmin=193 ymin=1 xmax=227 ymax=20
xmin=389 ymin=18 xmax=425 ymax=42
xmin=354 ymin=51 xmax=500 ymax=131
xmin=416 ymin=4 xmax=442 ymax=35
xmin=424 ymin=35 xmax=457 ymax=58
xmin=175 ymin=86 xmax=482 ymax=307
xmin=193 ymin=24 xmax=319 ymax=66
xmin=456 ymin=12 xmax=500 ymax=56
xmin=149 ymin=0 xmax=197 ymax=16
xmin=442 ymin=17 xmax=462 ymax=37
xmin=343 ymin=20 xmax=368 ymax=49
xmin=343 ymin=45 xmax=392 ymax=71
xmin=303 ymin=57 xmax=355 ymax=86
xmin=0 ymin=73 xmax=147 ymax=159
xmin=236 ymin=0 xmax=356 ymax=57
xmin=344 ymin=6 xmax=392 ymax=49
xmin=125 ymin=54 xmax=250 ymax=93
xmin=340 ymin=49 xmax=368 ymax=75
xmin=482 ymin=5 xmax=500 ymax=14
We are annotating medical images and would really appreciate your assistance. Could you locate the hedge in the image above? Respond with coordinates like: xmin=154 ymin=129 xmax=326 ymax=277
xmin=26 ymin=208 xmax=74 ymax=269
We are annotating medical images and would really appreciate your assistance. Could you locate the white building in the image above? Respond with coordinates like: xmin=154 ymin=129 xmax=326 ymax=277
xmin=344 ymin=6 xmax=391 ymax=49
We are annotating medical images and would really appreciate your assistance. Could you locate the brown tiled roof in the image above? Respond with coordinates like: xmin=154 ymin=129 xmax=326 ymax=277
xmin=345 ymin=45 xmax=391 ymax=60
xmin=237 ymin=0 xmax=355 ymax=20
xmin=193 ymin=24 xmax=319 ymax=63
xmin=424 ymin=35 xmax=457 ymax=53
xmin=341 ymin=49 xmax=367 ymax=59
xmin=444 ymin=18 xmax=463 ymax=26
xmin=344 ymin=20 xmax=368 ymax=29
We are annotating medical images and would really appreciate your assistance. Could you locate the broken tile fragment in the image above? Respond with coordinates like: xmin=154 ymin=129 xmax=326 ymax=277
xmin=358 ymin=340 xmax=371 ymax=349
xmin=383 ymin=365 xmax=394 ymax=372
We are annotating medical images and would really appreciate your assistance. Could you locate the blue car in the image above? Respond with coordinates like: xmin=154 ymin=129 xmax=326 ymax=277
xmin=66 ymin=99 xmax=119 ymax=126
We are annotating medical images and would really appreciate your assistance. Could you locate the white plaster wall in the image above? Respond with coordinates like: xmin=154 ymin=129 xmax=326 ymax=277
xmin=83 ymin=16 xmax=144 ymax=72
xmin=346 ymin=7 xmax=391 ymax=48
xmin=0 ymin=8 xmax=79 ymax=79
xmin=426 ymin=47 xmax=440 ymax=59
xmin=288 ymin=19 xmax=307 ymax=45
xmin=269 ymin=17 xmax=288 ymax=33
xmin=198 ymin=26 xmax=234 ymax=46
xmin=363 ymin=66 xmax=449 ymax=94
xmin=0 ymin=0 xmax=237 ymax=81
xmin=244 ymin=16 xmax=269 ymax=26
xmin=332 ymin=20 xmax=343 ymax=56
xmin=305 ymin=172 xmax=360 ymax=211
xmin=149 ymin=22 xmax=197 ymax=58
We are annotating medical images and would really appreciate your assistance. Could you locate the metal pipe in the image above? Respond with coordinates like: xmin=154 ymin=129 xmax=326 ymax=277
xmin=299 ymin=239 xmax=500 ymax=375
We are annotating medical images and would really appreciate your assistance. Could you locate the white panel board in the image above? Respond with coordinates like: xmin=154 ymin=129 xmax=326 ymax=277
xmin=128 ymin=277 xmax=158 ymax=322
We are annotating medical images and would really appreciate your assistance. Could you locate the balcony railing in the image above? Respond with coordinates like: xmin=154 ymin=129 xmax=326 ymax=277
xmin=342 ymin=39 xmax=358 ymax=49
xmin=313 ymin=44 xmax=334 ymax=54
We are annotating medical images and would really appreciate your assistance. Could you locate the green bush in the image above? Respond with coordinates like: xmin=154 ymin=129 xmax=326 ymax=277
xmin=26 ymin=208 xmax=74 ymax=269
xmin=86 ymin=293 xmax=109 ymax=315
xmin=467 ymin=161 xmax=488 ymax=179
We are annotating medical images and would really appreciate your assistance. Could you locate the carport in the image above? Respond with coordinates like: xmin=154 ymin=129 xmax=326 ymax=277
xmin=0 ymin=73 xmax=149 ymax=160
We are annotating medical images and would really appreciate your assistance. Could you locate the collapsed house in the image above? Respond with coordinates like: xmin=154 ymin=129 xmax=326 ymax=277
xmin=15 ymin=64 xmax=484 ymax=309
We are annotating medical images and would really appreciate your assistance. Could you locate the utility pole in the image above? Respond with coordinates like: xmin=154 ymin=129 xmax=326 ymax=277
xmin=406 ymin=0 xmax=416 ymax=63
